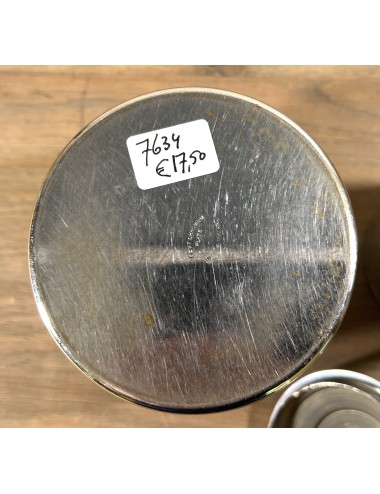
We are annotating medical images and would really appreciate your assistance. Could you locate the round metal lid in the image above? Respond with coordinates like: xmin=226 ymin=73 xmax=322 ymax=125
xmin=292 ymin=383 xmax=380 ymax=427
xmin=29 ymin=88 xmax=357 ymax=412
xmin=268 ymin=370 xmax=380 ymax=427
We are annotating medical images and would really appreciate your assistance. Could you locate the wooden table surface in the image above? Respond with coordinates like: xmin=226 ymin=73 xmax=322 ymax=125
xmin=1 ymin=66 xmax=380 ymax=427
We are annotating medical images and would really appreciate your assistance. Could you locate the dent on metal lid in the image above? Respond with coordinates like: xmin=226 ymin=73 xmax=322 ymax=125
xmin=29 ymin=88 xmax=357 ymax=412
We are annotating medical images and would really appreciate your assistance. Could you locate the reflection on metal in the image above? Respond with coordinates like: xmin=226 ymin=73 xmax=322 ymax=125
xmin=268 ymin=369 xmax=380 ymax=427
xmin=29 ymin=88 xmax=357 ymax=412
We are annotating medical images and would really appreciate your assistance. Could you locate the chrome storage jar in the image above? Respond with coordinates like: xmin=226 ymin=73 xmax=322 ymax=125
xmin=29 ymin=88 xmax=357 ymax=412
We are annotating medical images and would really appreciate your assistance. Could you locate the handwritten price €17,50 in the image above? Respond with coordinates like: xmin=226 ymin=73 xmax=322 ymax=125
xmin=127 ymin=119 xmax=220 ymax=190
xmin=136 ymin=132 xmax=206 ymax=178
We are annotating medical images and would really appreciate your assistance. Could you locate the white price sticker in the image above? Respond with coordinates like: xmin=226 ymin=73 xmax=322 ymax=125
xmin=126 ymin=119 xmax=220 ymax=190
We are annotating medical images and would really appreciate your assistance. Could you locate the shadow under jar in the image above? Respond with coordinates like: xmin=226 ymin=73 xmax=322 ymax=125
xmin=29 ymin=88 xmax=357 ymax=413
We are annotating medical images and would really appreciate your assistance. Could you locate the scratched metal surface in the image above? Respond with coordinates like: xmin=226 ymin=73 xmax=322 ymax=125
xmin=29 ymin=88 xmax=357 ymax=412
